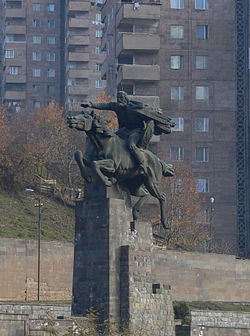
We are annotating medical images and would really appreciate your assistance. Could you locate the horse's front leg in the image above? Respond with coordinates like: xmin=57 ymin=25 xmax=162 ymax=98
xmin=92 ymin=159 xmax=116 ymax=186
xmin=74 ymin=150 xmax=93 ymax=183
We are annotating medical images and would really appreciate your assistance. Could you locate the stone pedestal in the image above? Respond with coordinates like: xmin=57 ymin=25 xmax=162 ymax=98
xmin=72 ymin=182 xmax=175 ymax=335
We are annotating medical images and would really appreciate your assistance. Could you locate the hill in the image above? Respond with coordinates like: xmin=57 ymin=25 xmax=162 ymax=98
xmin=0 ymin=190 xmax=75 ymax=242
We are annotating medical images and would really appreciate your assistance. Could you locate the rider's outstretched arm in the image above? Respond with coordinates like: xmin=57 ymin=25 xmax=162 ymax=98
xmin=81 ymin=101 xmax=117 ymax=111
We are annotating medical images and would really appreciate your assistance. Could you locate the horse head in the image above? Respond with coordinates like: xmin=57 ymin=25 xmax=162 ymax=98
xmin=67 ymin=111 xmax=94 ymax=132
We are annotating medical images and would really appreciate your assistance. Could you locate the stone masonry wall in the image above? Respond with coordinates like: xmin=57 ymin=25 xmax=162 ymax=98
xmin=154 ymin=249 xmax=250 ymax=302
xmin=0 ymin=303 xmax=71 ymax=336
xmin=191 ymin=310 xmax=250 ymax=336
xmin=0 ymin=238 xmax=73 ymax=301
xmin=120 ymin=222 xmax=175 ymax=336
xmin=2 ymin=238 xmax=250 ymax=303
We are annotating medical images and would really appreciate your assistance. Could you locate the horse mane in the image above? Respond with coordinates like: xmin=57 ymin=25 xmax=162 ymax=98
xmin=91 ymin=111 xmax=115 ymax=137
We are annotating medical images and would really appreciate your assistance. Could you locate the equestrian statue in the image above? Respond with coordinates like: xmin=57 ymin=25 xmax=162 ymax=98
xmin=67 ymin=91 xmax=175 ymax=229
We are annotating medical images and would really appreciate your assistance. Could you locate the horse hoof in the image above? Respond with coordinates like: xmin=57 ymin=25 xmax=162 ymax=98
xmin=104 ymin=179 xmax=113 ymax=186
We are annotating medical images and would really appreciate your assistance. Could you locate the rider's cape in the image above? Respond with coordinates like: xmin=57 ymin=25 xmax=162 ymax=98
xmin=129 ymin=100 xmax=175 ymax=135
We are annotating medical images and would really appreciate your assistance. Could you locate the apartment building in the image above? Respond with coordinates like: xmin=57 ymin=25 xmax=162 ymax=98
xmin=65 ymin=0 xmax=105 ymax=114
xmin=101 ymin=0 xmax=241 ymax=254
xmin=0 ymin=0 xmax=66 ymax=112
xmin=0 ymin=0 xmax=104 ymax=114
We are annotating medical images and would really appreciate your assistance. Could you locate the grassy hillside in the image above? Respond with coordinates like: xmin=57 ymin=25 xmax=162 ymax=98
xmin=0 ymin=190 xmax=75 ymax=242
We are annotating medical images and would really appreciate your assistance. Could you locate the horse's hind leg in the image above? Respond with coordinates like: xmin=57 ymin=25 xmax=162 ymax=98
xmin=92 ymin=159 xmax=116 ymax=186
xmin=133 ymin=193 xmax=150 ymax=221
xmin=74 ymin=150 xmax=93 ymax=183
xmin=144 ymin=178 xmax=170 ymax=230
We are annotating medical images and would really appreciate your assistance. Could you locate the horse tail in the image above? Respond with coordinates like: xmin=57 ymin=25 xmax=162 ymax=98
xmin=160 ymin=160 xmax=174 ymax=177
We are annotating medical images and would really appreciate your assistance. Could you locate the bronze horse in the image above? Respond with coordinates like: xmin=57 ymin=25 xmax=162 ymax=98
xmin=67 ymin=110 xmax=174 ymax=229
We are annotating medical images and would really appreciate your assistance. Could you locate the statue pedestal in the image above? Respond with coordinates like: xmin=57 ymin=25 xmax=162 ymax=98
xmin=72 ymin=183 xmax=175 ymax=335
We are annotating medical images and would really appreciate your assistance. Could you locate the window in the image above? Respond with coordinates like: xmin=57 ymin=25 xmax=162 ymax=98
xmin=196 ymin=25 xmax=208 ymax=39
xmin=172 ymin=117 xmax=184 ymax=131
xmin=33 ymin=19 xmax=41 ymax=27
xmin=47 ymin=52 xmax=55 ymax=61
xmin=195 ymin=147 xmax=209 ymax=162
xmin=196 ymin=56 xmax=208 ymax=69
xmin=196 ymin=86 xmax=209 ymax=100
xmin=48 ymin=3 xmax=55 ymax=12
xmin=196 ymin=178 xmax=209 ymax=192
xmin=195 ymin=0 xmax=208 ymax=10
xmin=96 ymin=30 xmax=103 ymax=38
xmin=95 ymin=46 xmax=101 ymax=54
xmin=32 ymin=51 xmax=41 ymax=61
xmin=170 ymin=25 xmax=184 ymax=39
xmin=34 ymin=101 xmax=41 ymax=109
xmin=171 ymin=86 xmax=184 ymax=100
xmin=33 ymin=68 xmax=41 ymax=77
xmin=47 ymin=85 xmax=55 ymax=94
xmin=47 ymin=19 xmax=55 ymax=28
xmin=33 ymin=36 xmax=41 ymax=44
xmin=5 ymin=35 xmax=14 ymax=42
xmin=33 ymin=3 xmax=41 ymax=11
xmin=170 ymin=0 xmax=184 ymax=9
xmin=195 ymin=117 xmax=209 ymax=132
xmin=170 ymin=56 xmax=184 ymax=69
xmin=47 ymin=36 xmax=56 ymax=45
xmin=47 ymin=69 xmax=55 ymax=77
xmin=9 ymin=66 xmax=20 ymax=75
xmin=5 ymin=49 xmax=14 ymax=58
xmin=96 ymin=80 xmax=105 ymax=89
xmin=96 ymin=63 xmax=101 ymax=71
xmin=96 ymin=13 xmax=102 ymax=22
xmin=170 ymin=147 xmax=184 ymax=161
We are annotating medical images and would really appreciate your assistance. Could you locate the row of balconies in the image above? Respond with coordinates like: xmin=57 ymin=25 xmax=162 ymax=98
xmin=68 ymin=1 xmax=90 ymax=12
xmin=5 ymin=8 xmax=25 ymax=18
xmin=68 ymin=35 xmax=89 ymax=46
xmin=68 ymin=52 xmax=89 ymax=62
xmin=5 ymin=25 xmax=26 ymax=34
xmin=68 ymin=69 xmax=89 ymax=79
xmin=4 ymin=91 xmax=26 ymax=100
xmin=5 ymin=74 xmax=26 ymax=83
xmin=68 ymin=86 xmax=89 ymax=95
xmin=116 ymin=33 xmax=160 ymax=55
xmin=117 ymin=64 xmax=160 ymax=84
xmin=68 ymin=18 xmax=89 ymax=29
xmin=116 ymin=3 xmax=160 ymax=26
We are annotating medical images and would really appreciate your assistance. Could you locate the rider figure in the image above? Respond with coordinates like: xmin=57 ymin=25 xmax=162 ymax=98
xmin=81 ymin=91 xmax=155 ymax=175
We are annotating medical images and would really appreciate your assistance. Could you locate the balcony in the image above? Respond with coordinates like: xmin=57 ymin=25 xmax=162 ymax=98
xmin=68 ymin=86 xmax=89 ymax=95
xmin=116 ymin=3 xmax=160 ymax=26
xmin=4 ymin=91 xmax=26 ymax=100
xmin=68 ymin=52 xmax=89 ymax=62
xmin=5 ymin=25 xmax=26 ymax=34
xmin=69 ymin=18 xmax=89 ymax=29
xmin=68 ymin=35 xmax=89 ymax=46
xmin=117 ymin=64 xmax=160 ymax=83
xmin=5 ymin=8 xmax=26 ymax=18
xmin=68 ymin=1 xmax=90 ymax=12
xmin=127 ymin=95 xmax=160 ymax=107
xmin=68 ymin=69 xmax=89 ymax=79
xmin=116 ymin=33 xmax=160 ymax=55
xmin=5 ymin=75 xmax=26 ymax=83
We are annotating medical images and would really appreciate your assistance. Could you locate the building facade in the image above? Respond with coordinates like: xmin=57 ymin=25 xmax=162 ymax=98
xmin=101 ymin=0 xmax=239 ymax=253
xmin=0 ymin=0 xmax=104 ymax=114
xmin=65 ymin=0 xmax=105 ymax=114
xmin=0 ymin=0 xmax=66 ymax=112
